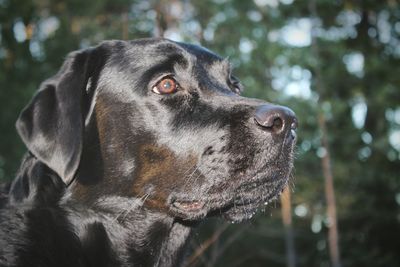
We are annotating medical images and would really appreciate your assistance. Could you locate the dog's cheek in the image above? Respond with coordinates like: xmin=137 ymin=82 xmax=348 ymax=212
xmin=130 ymin=144 xmax=198 ymax=210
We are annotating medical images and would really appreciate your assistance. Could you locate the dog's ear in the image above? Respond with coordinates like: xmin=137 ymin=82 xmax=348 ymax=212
xmin=16 ymin=46 xmax=107 ymax=185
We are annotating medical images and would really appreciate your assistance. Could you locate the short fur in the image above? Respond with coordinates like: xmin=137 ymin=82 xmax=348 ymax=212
xmin=0 ymin=38 xmax=297 ymax=267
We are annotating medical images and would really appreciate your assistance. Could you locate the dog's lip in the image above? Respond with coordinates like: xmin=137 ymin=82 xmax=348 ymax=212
xmin=172 ymin=200 xmax=205 ymax=212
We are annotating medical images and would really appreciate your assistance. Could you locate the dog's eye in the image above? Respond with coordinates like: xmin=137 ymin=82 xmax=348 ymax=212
xmin=152 ymin=77 xmax=178 ymax=95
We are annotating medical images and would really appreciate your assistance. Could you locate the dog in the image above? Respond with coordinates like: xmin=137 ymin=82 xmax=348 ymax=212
xmin=0 ymin=38 xmax=297 ymax=267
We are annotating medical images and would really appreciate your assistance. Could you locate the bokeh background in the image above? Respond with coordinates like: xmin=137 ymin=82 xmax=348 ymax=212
xmin=1 ymin=0 xmax=400 ymax=266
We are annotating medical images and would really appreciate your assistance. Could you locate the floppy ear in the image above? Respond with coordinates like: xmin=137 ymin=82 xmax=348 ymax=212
xmin=16 ymin=46 xmax=106 ymax=185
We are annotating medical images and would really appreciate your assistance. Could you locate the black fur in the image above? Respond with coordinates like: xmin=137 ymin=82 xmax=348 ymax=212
xmin=0 ymin=38 xmax=297 ymax=267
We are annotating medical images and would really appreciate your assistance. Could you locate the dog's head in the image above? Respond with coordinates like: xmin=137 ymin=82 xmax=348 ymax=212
xmin=16 ymin=38 xmax=297 ymax=222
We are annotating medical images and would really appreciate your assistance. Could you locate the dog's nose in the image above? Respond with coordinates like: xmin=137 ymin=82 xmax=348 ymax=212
xmin=254 ymin=105 xmax=297 ymax=135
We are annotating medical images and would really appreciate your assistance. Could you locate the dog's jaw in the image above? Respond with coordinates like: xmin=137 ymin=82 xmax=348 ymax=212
xmin=163 ymin=120 xmax=297 ymax=223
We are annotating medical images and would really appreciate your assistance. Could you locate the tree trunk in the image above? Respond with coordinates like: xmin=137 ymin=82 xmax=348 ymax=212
xmin=318 ymin=114 xmax=342 ymax=267
xmin=281 ymin=187 xmax=296 ymax=267
xmin=309 ymin=1 xmax=342 ymax=267
xmin=121 ymin=12 xmax=129 ymax=40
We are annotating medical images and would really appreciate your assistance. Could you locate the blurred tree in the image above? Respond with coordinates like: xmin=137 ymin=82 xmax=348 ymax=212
xmin=281 ymin=188 xmax=296 ymax=267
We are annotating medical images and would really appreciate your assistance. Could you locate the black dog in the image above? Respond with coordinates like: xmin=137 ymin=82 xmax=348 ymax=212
xmin=0 ymin=38 xmax=297 ymax=267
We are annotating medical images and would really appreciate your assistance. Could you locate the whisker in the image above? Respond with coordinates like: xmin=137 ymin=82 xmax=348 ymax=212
xmin=183 ymin=165 xmax=200 ymax=188
xmin=239 ymin=192 xmax=248 ymax=218
xmin=182 ymin=164 xmax=198 ymax=177
xmin=113 ymin=193 xmax=150 ymax=222
xmin=278 ymin=131 xmax=289 ymax=160
xmin=121 ymin=193 xmax=150 ymax=220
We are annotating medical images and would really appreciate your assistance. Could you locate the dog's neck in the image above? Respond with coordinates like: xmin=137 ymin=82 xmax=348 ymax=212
xmin=64 ymin=194 xmax=192 ymax=267
xmin=10 ymin=155 xmax=192 ymax=267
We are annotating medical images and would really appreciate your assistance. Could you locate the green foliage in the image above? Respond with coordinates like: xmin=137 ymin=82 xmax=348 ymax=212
xmin=1 ymin=0 xmax=399 ymax=266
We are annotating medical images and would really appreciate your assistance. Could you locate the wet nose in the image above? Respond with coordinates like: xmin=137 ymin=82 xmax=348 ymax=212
xmin=254 ymin=105 xmax=298 ymax=135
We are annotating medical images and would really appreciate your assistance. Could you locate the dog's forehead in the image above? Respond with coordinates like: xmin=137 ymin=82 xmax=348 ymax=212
xmin=121 ymin=38 xmax=229 ymax=71
xmin=175 ymin=41 xmax=222 ymax=63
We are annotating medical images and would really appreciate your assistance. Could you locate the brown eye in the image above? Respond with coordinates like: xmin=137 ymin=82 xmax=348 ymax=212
xmin=152 ymin=77 xmax=178 ymax=95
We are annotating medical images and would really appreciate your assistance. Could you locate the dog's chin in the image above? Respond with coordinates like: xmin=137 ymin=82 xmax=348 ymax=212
xmin=222 ymin=175 xmax=289 ymax=223
xmin=222 ymin=204 xmax=260 ymax=222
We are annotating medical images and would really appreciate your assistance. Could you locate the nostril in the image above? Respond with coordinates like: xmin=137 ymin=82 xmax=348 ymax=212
xmin=272 ymin=117 xmax=283 ymax=132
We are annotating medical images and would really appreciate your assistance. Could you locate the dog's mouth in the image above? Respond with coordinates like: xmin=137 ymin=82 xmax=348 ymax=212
xmin=169 ymin=170 xmax=290 ymax=222
xmin=172 ymin=200 xmax=205 ymax=212
xmin=169 ymin=199 xmax=208 ymax=220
